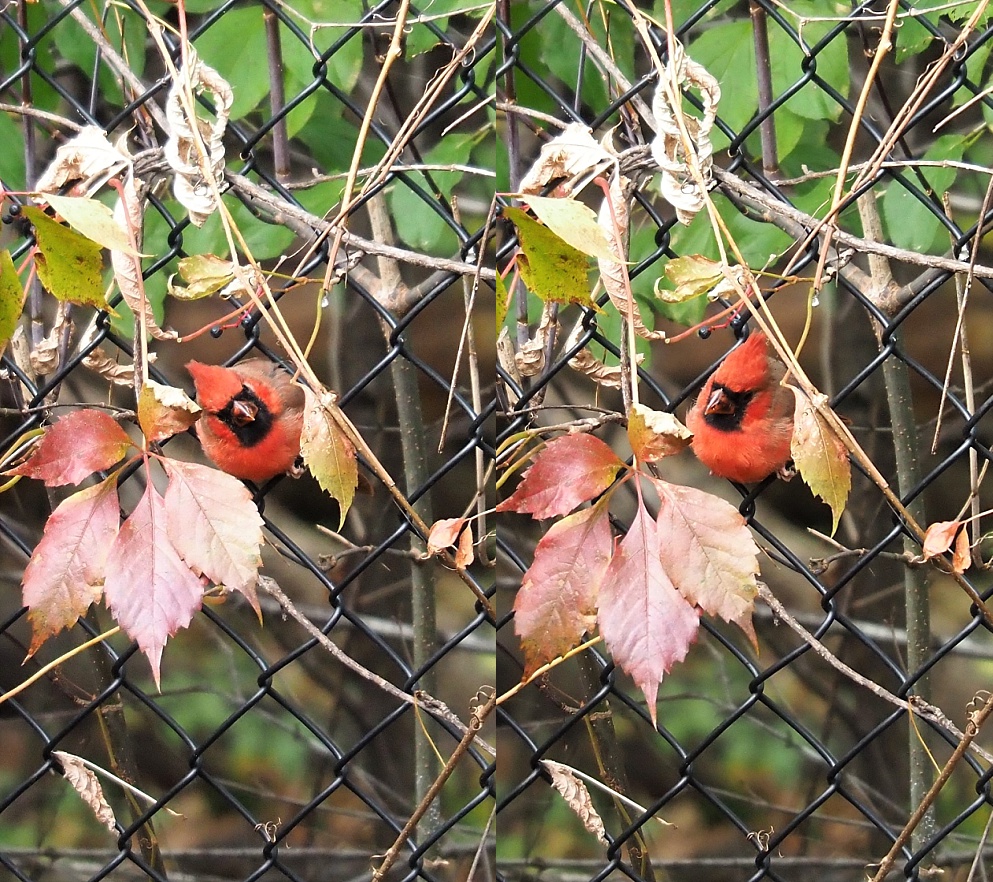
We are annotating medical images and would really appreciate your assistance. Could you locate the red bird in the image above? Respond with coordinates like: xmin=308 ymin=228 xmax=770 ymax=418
xmin=187 ymin=359 xmax=305 ymax=484
xmin=685 ymin=331 xmax=794 ymax=483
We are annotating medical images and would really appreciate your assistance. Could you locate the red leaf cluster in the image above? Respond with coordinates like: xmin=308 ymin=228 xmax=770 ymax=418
xmin=7 ymin=409 xmax=264 ymax=686
xmin=502 ymin=432 xmax=760 ymax=727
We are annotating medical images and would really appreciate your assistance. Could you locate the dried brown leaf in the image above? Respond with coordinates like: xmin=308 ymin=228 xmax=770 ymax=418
xmin=541 ymin=760 xmax=608 ymax=844
xmin=53 ymin=751 xmax=117 ymax=833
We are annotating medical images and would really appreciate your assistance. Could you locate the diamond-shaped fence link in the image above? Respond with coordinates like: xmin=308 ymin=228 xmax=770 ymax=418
xmin=0 ymin=1 xmax=494 ymax=880
xmin=496 ymin=2 xmax=993 ymax=882
xmin=5 ymin=0 xmax=993 ymax=881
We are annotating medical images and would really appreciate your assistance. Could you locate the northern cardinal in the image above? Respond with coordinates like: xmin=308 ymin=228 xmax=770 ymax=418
xmin=186 ymin=359 xmax=305 ymax=484
xmin=685 ymin=331 xmax=794 ymax=483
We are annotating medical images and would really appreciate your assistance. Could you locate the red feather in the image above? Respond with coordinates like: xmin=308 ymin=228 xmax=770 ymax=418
xmin=187 ymin=359 xmax=305 ymax=484
xmin=685 ymin=332 xmax=794 ymax=483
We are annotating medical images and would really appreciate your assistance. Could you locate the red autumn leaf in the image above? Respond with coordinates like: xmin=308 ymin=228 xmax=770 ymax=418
xmin=514 ymin=502 xmax=612 ymax=676
xmin=652 ymin=477 xmax=760 ymax=646
xmin=104 ymin=483 xmax=204 ymax=687
xmin=163 ymin=460 xmax=264 ymax=615
xmin=498 ymin=434 xmax=624 ymax=519
xmin=597 ymin=500 xmax=700 ymax=727
xmin=22 ymin=476 xmax=120 ymax=655
xmin=6 ymin=409 xmax=133 ymax=486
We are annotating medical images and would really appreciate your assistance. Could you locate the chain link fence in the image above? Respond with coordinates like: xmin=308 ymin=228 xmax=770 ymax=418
xmin=0 ymin=0 xmax=494 ymax=880
xmin=5 ymin=1 xmax=993 ymax=881
xmin=497 ymin=2 xmax=993 ymax=881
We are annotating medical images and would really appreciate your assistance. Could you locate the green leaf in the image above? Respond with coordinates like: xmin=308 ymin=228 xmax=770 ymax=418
xmin=23 ymin=207 xmax=105 ymax=309
xmin=193 ymin=7 xmax=321 ymax=121
xmin=496 ymin=271 xmax=510 ymax=331
xmin=58 ymin=6 xmax=147 ymax=106
xmin=688 ymin=6 xmax=848 ymax=156
xmin=0 ymin=112 xmax=26 ymax=190
xmin=881 ymin=133 xmax=966 ymax=254
xmin=389 ymin=128 xmax=488 ymax=253
xmin=0 ymin=250 xmax=24 ymax=350
xmin=524 ymin=195 xmax=619 ymax=262
xmin=44 ymin=195 xmax=142 ymax=256
xmin=503 ymin=207 xmax=593 ymax=308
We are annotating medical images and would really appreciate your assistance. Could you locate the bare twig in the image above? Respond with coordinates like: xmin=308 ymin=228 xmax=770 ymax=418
xmin=758 ymin=584 xmax=993 ymax=765
xmin=868 ymin=691 xmax=993 ymax=882
xmin=371 ymin=689 xmax=495 ymax=881
xmin=257 ymin=576 xmax=494 ymax=757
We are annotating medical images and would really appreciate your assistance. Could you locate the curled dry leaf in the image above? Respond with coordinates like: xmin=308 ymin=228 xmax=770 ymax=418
xmin=954 ymin=527 xmax=972 ymax=573
xmin=923 ymin=520 xmax=961 ymax=561
xmin=541 ymin=760 xmax=608 ymax=845
xmin=627 ymin=403 xmax=692 ymax=463
xmin=137 ymin=380 xmax=201 ymax=444
xmin=497 ymin=327 xmax=521 ymax=407
xmin=597 ymin=172 xmax=663 ymax=342
xmin=112 ymin=172 xmax=178 ymax=342
xmin=82 ymin=347 xmax=140 ymax=386
xmin=426 ymin=517 xmax=474 ymax=569
xmin=53 ymin=751 xmax=117 ymax=833
xmin=164 ymin=52 xmax=233 ymax=226
xmin=515 ymin=304 xmax=558 ymax=378
xmin=518 ymin=123 xmax=613 ymax=195
xmin=563 ymin=319 xmax=644 ymax=389
xmin=33 ymin=126 xmax=130 ymax=196
xmin=29 ymin=304 xmax=68 ymax=376
xmin=923 ymin=519 xmax=972 ymax=573
xmin=651 ymin=41 xmax=720 ymax=225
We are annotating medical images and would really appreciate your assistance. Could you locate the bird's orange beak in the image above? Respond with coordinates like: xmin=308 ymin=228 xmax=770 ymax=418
xmin=230 ymin=399 xmax=259 ymax=426
xmin=703 ymin=387 xmax=736 ymax=417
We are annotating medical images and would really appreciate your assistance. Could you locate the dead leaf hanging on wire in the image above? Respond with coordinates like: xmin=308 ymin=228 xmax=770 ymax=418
xmin=164 ymin=52 xmax=232 ymax=227
xmin=651 ymin=41 xmax=720 ymax=225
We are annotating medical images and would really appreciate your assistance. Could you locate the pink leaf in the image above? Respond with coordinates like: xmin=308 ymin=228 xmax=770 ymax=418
xmin=163 ymin=460 xmax=264 ymax=615
xmin=652 ymin=478 xmax=760 ymax=646
xmin=7 ymin=410 xmax=133 ymax=486
xmin=104 ymin=483 xmax=204 ymax=687
xmin=514 ymin=502 xmax=612 ymax=676
xmin=498 ymin=434 xmax=624 ymax=519
xmin=427 ymin=517 xmax=467 ymax=556
xmin=598 ymin=501 xmax=700 ymax=727
xmin=22 ymin=476 xmax=120 ymax=654
xmin=922 ymin=520 xmax=961 ymax=560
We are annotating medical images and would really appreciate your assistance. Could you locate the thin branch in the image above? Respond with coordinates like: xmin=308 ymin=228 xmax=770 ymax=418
xmin=758 ymin=584 xmax=993 ymax=765
xmin=371 ymin=689 xmax=495 ymax=881
xmin=257 ymin=576 xmax=494 ymax=757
